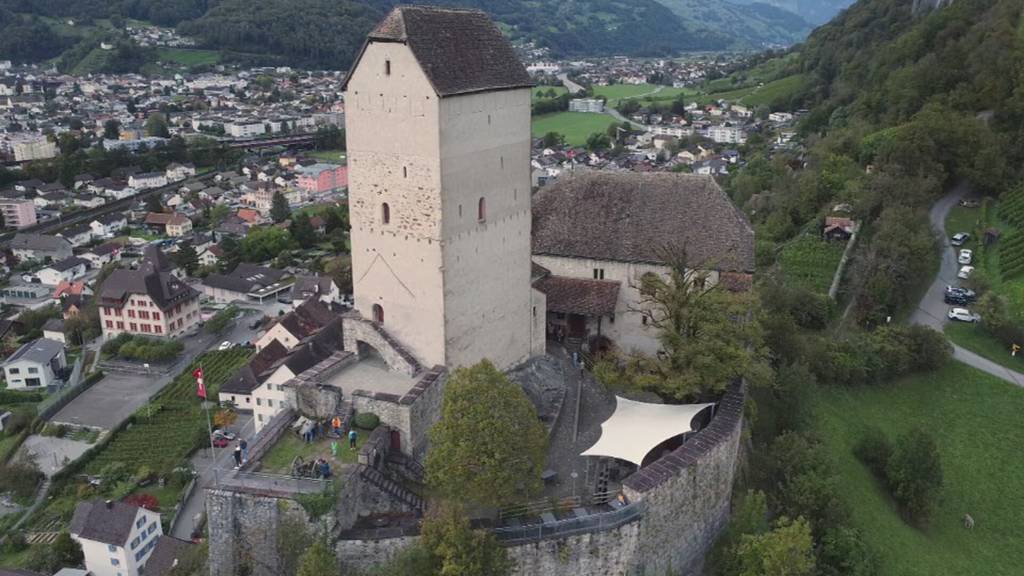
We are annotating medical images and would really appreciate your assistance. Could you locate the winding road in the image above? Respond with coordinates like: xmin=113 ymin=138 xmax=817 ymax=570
xmin=911 ymin=182 xmax=1024 ymax=387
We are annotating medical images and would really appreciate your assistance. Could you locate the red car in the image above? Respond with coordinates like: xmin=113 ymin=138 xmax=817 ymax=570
xmin=211 ymin=436 xmax=230 ymax=448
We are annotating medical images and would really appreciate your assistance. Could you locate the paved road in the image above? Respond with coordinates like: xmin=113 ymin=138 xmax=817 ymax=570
xmin=171 ymin=413 xmax=254 ymax=540
xmin=911 ymin=181 xmax=1024 ymax=386
xmin=557 ymin=73 xmax=584 ymax=95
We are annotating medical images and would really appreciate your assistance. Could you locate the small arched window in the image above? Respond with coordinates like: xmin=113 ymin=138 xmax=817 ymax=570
xmin=372 ymin=304 xmax=384 ymax=324
xmin=381 ymin=202 xmax=390 ymax=225
xmin=477 ymin=197 xmax=486 ymax=222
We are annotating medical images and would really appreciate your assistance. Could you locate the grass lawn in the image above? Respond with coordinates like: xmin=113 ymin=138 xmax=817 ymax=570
xmin=133 ymin=483 xmax=184 ymax=511
xmin=259 ymin=427 xmax=370 ymax=474
xmin=156 ymin=48 xmax=221 ymax=67
xmin=741 ymin=74 xmax=807 ymax=107
xmin=777 ymin=234 xmax=846 ymax=294
xmin=531 ymin=112 xmax=616 ymax=147
xmin=813 ymin=361 xmax=1024 ymax=575
xmin=531 ymin=86 xmax=567 ymax=102
xmin=945 ymin=322 xmax=1024 ymax=371
xmin=591 ymin=84 xmax=661 ymax=107
xmin=945 ymin=205 xmax=983 ymax=242
xmin=305 ymin=149 xmax=347 ymax=164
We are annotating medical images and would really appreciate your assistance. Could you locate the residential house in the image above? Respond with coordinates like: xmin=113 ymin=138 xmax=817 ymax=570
xmin=0 ymin=198 xmax=37 ymax=229
xmin=98 ymin=248 xmax=201 ymax=339
xmin=218 ymin=339 xmax=289 ymax=409
xmin=2 ymin=338 xmax=66 ymax=389
xmin=295 ymin=163 xmax=348 ymax=194
xmin=128 ymin=172 xmax=167 ymax=190
xmin=90 ymin=213 xmax=128 ymax=238
xmin=202 ymin=263 xmax=289 ymax=304
xmin=144 ymin=212 xmax=193 ymax=237
xmin=42 ymin=318 xmax=66 ymax=344
xmin=291 ymin=275 xmax=341 ymax=306
xmin=197 ymin=244 xmax=224 ymax=267
xmin=74 ymin=195 xmax=106 ymax=209
xmin=254 ymin=298 xmax=335 ymax=352
xmin=80 ymin=242 xmax=122 ymax=268
xmin=36 ymin=257 xmax=88 ymax=285
xmin=531 ymin=172 xmax=755 ymax=355
xmin=823 ymin=216 xmax=856 ymax=241
xmin=57 ymin=223 xmax=95 ymax=247
xmin=60 ymin=293 xmax=91 ymax=320
xmin=70 ymin=500 xmax=163 ymax=576
xmin=165 ymin=163 xmax=196 ymax=182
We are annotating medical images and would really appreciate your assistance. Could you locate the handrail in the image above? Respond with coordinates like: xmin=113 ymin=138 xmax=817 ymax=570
xmin=492 ymin=500 xmax=645 ymax=545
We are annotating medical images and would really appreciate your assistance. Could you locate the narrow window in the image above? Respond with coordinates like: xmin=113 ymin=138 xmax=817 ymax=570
xmin=402 ymin=166 xmax=407 ymax=178
xmin=372 ymin=304 xmax=384 ymax=324
xmin=381 ymin=202 xmax=390 ymax=224
xmin=593 ymin=269 xmax=605 ymax=280
xmin=385 ymin=59 xmax=391 ymax=76
xmin=478 ymin=197 xmax=486 ymax=222
xmin=458 ymin=204 xmax=463 ymax=218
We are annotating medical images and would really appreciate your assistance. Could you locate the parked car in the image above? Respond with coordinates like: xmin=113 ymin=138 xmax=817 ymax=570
xmin=945 ymin=285 xmax=977 ymax=301
xmin=211 ymin=436 xmax=231 ymax=448
xmin=948 ymin=307 xmax=979 ymax=323
xmin=212 ymin=429 xmax=236 ymax=441
xmin=217 ymin=341 xmax=233 ymax=351
xmin=959 ymin=199 xmax=980 ymax=208
xmin=958 ymin=249 xmax=973 ymax=265
xmin=945 ymin=293 xmax=971 ymax=306
xmin=951 ymin=232 xmax=970 ymax=246
xmin=957 ymin=266 xmax=975 ymax=279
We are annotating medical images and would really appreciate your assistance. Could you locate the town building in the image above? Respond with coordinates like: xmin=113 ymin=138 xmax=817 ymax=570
xmin=98 ymin=248 xmax=201 ymax=339
xmin=568 ymin=98 xmax=605 ymax=113
xmin=165 ymin=162 xmax=196 ymax=182
xmin=254 ymin=298 xmax=335 ymax=352
xmin=295 ymin=163 xmax=348 ymax=194
xmin=70 ymin=500 xmax=163 ymax=576
xmin=531 ymin=172 xmax=754 ymax=355
xmin=36 ymin=257 xmax=89 ymax=286
xmin=8 ymin=233 xmax=73 ymax=262
xmin=0 ymin=198 xmax=38 ymax=229
xmin=290 ymin=275 xmax=341 ymax=307
xmin=144 ymin=212 xmax=193 ymax=237
xmin=218 ymin=340 xmax=289 ymax=409
xmin=90 ymin=213 xmax=128 ymax=238
xmin=129 ymin=172 xmax=168 ymax=190
xmin=201 ymin=263 xmax=290 ymax=304
xmin=12 ymin=137 xmax=57 ymax=162
xmin=2 ymin=337 xmax=66 ymax=389
xmin=343 ymin=5 xmax=541 ymax=370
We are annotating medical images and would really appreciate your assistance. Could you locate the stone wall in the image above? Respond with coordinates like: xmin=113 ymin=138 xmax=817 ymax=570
xmin=206 ymin=489 xmax=311 ymax=576
xmin=336 ymin=534 xmax=420 ymax=572
xmin=342 ymin=312 xmax=422 ymax=377
xmin=507 ymin=521 xmax=641 ymax=576
xmin=351 ymin=365 xmax=447 ymax=460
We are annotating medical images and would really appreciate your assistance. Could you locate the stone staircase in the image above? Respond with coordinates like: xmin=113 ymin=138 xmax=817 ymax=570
xmin=358 ymin=464 xmax=423 ymax=511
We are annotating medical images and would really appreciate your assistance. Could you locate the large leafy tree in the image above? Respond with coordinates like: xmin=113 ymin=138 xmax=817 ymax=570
xmin=886 ymin=428 xmax=943 ymax=525
xmin=289 ymin=212 xmax=318 ymax=249
xmin=296 ymin=540 xmax=337 ymax=576
xmin=144 ymin=112 xmax=170 ymax=138
xmin=736 ymin=517 xmax=815 ymax=576
xmin=270 ymin=190 xmax=291 ymax=223
xmin=420 ymin=504 xmax=512 ymax=576
xmin=426 ymin=360 xmax=547 ymax=509
xmin=594 ymin=249 xmax=770 ymax=401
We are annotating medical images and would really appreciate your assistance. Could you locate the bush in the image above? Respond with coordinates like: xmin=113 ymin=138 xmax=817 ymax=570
xmin=853 ymin=427 xmax=892 ymax=477
xmin=817 ymin=526 xmax=878 ymax=576
xmin=124 ymin=492 xmax=160 ymax=511
xmin=104 ymin=335 xmax=184 ymax=362
xmin=886 ymin=428 xmax=943 ymax=525
xmin=0 ymin=457 xmax=43 ymax=500
xmin=0 ymin=389 xmax=44 ymax=404
xmin=353 ymin=412 xmax=379 ymax=430
xmin=41 ymin=423 xmax=68 ymax=438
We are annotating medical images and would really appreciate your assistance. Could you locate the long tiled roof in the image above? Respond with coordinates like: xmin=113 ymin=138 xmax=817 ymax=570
xmin=69 ymin=500 xmax=140 ymax=546
xmin=344 ymin=6 xmax=532 ymax=97
xmin=532 ymin=173 xmax=755 ymax=273
xmin=99 ymin=268 xmax=197 ymax=310
xmin=534 ymin=275 xmax=620 ymax=316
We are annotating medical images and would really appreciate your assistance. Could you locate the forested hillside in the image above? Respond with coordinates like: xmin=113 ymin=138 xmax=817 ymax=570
xmin=729 ymin=0 xmax=855 ymax=25
xmin=654 ymin=0 xmax=813 ymax=48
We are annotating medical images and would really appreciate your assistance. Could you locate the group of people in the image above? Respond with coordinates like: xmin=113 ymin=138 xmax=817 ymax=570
xmin=231 ymin=439 xmax=249 ymax=469
xmin=312 ymin=457 xmax=332 ymax=479
xmin=302 ymin=415 xmax=359 ymax=450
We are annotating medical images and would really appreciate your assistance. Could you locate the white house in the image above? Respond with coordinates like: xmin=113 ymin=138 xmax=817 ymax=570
xmin=197 ymin=244 xmax=223 ymax=267
xmin=57 ymin=224 xmax=95 ymax=247
xmin=70 ymin=500 xmax=163 ymax=576
xmin=128 ymin=172 xmax=167 ymax=190
xmin=165 ymin=163 xmax=196 ymax=182
xmin=37 ymin=257 xmax=89 ymax=285
xmin=2 ymin=337 xmax=66 ymax=389
xmin=90 ymin=213 xmax=128 ymax=238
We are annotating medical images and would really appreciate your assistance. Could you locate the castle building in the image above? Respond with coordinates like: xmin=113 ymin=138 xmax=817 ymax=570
xmin=342 ymin=6 xmax=543 ymax=370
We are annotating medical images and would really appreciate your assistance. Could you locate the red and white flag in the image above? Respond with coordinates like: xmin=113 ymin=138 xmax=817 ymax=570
xmin=193 ymin=367 xmax=206 ymax=399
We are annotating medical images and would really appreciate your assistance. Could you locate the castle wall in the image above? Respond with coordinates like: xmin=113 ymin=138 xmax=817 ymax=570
xmin=350 ymin=367 xmax=446 ymax=460
xmin=346 ymin=41 xmax=447 ymax=368
xmin=506 ymin=521 xmax=641 ymax=576
xmin=206 ymin=489 xmax=311 ymax=576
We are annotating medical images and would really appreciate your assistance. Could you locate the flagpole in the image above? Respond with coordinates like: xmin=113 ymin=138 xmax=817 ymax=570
xmin=199 ymin=362 xmax=220 ymax=488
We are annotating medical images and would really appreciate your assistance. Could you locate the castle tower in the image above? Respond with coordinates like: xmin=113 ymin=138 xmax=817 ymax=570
xmin=343 ymin=6 xmax=536 ymax=370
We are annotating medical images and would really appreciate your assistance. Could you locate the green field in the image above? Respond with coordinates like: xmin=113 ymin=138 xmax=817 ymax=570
xmin=532 ymin=86 xmax=568 ymax=102
xmin=531 ymin=112 xmax=616 ymax=147
xmin=592 ymin=84 xmax=662 ymax=107
xmin=814 ymin=361 xmax=1024 ymax=575
xmin=305 ymin=149 xmax=347 ymax=164
xmin=705 ymin=74 xmax=806 ymax=107
xmin=157 ymin=48 xmax=221 ymax=67
xmin=777 ymin=234 xmax=846 ymax=294
xmin=945 ymin=322 xmax=1024 ymax=371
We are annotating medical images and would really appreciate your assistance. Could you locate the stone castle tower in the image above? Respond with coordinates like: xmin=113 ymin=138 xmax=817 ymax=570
xmin=342 ymin=6 xmax=538 ymax=370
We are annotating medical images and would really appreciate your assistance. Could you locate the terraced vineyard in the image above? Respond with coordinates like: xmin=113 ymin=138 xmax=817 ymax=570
xmin=85 ymin=349 xmax=251 ymax=475
xmin=777 ymin=235 xmax=846 ymax=294
xmin=999 ymin=231 xmax=1024 ymax=280
xmin=999 ymin=186 xmax=1024 ymax=229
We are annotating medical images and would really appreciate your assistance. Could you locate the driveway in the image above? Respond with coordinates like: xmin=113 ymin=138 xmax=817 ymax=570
xmin=19 ymin=435 xmax=94 ymax=477
xmin=911 ymin=181 xmax=1024 ymax=387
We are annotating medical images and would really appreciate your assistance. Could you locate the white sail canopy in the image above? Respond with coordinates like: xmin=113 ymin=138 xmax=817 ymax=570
xmin=581 ymin=397 xmax=714 ymax=467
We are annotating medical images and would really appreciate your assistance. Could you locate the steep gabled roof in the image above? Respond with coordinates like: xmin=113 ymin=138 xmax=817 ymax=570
xmin=343 ymin=6 xmax=532 ymax=97
xmin=69 ymin=500 xmax=141 ymax=546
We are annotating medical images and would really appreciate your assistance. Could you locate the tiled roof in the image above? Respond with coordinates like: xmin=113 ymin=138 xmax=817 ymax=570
xmin=345 ymin=6 xmax=532 ymax=97
xmin=532 ymin=173 xmax=755 ymax=273
xmin=144 ymin=536 xmax=195 ymax=576
xmin=6 ymin=337 xmax=63 ymax=364
xmin=221 ymin=340 xmax=289 ymax=395
xmin=99 ymin=268 xmax=197 ymax=311
xmin=534 ymin=275 xmax=620 ymax=316
xmin=69 ymin=500 xmax=140 ymax=546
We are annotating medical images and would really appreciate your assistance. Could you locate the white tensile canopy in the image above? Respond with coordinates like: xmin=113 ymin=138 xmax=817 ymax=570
xmin=581 ymin=397 xmax=715 ymax=467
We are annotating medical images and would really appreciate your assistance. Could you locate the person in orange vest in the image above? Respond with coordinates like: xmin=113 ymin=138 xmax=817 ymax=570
xmin=331 ymin=416 xmax=342 ymax=435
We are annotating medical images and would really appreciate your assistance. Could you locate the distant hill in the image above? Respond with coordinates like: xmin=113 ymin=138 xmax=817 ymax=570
xmin=0 ymin=0 xmax=825 ymax=70
xmin=727 ymin=0 xmax=856 ymax=25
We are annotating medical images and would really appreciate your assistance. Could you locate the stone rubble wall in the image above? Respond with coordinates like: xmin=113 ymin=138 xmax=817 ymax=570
xmin=206 ymin=489 xmax=311 ymax=576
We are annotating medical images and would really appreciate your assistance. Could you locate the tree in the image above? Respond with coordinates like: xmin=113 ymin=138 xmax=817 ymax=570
xmin=27 ymin=531 xmax=82 ymax=573
xmin=239 ymin=227 xmax=295 ymax=263
xmin=146 ymin=194 xmax=164 ymax=214
xmin=323 ymin=255 xmax=352 ymax=294
xmin=886 ymin=428 xmax=943 ymax=524
xmin=174 ymin=243 xmax=200 ymax=275
xmin=585 ymin=132 xmax=611 ymax=151
xmin=426 ymin=360 xmax=547 ymax=508
xmin=144 ymin=112 xmax=170 ymax=138
xmin=289 ymin=212 xmax=318 ymax=249
xmin=542 ymin=131 xmax=563 ymax=148
xmin=593 ymin=249 xmax=769 ymax=401
xmin=420 ymin=504 xmax=512 ymax=576
xmin=103 ymin=119 xmax=121 ymax=140
xmin=296 ymin=540 xmax=337 ymax=576
xmin=736 ymin=517 xmax=815 ymax=576
xmin=270 ymin=190 xmax=291 ymax=223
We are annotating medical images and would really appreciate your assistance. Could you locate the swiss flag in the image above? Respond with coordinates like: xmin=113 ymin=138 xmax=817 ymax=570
xmin=193 ymin=367 xmax=207 ymax=400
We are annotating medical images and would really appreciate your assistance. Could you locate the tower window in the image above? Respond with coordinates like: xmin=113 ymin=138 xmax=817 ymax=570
xmin=385 ymin=59 xmax=391 ymax=76
xmin=381 ymin=202 xmax=390 ymax=224
xmin=593 ymin=268 xmax=605 ymax=280
xmin=402 ymin=166 xmax=407 ymax=178
xmin=372 ymin=304 xmax=384 ymax=324
xmin=478 ymin=197 xmax=486 ymax=222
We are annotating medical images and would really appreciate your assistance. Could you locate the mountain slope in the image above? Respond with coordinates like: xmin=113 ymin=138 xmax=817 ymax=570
xmin=654 ymin=0 xmax=814 ymax=49
xmin=728 ymin=0 xmax=856 ymax=25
